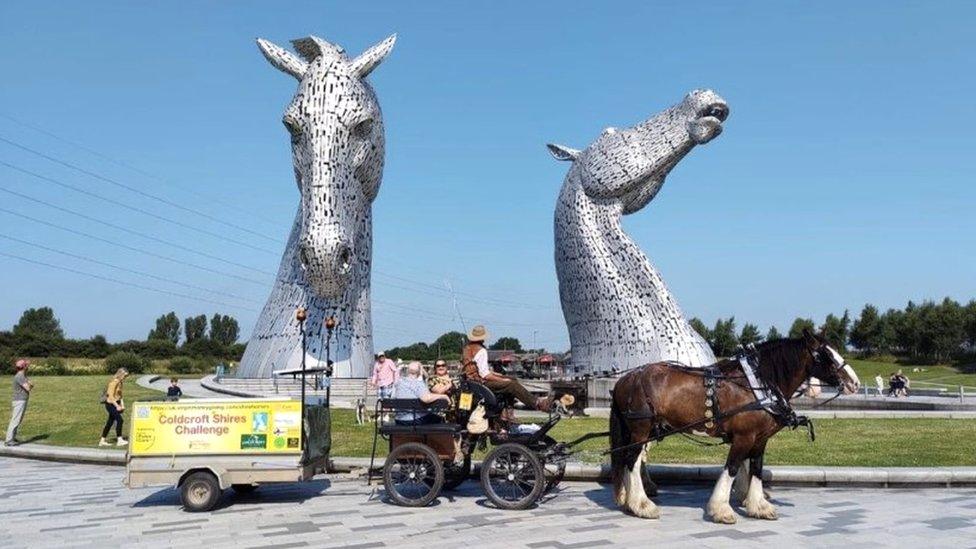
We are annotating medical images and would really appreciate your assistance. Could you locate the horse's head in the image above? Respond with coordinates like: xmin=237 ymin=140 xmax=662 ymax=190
xmin=257 ymin=34 xmax=395 ymax=298
xmin=801 ymin=329 xmax=861 ymax=395
xmin=548 ymin=89 xmax=728 ymax=215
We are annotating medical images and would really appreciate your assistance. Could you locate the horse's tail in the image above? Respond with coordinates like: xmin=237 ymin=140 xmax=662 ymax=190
xmin=609 ymin=390 xmax=630 ymax=488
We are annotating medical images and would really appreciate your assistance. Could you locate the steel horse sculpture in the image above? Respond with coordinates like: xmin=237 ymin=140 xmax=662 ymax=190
xmin=238 ymin=33 xmax=396 ymax=378
xmin=550 ymin=90 xmax=729 ymax=374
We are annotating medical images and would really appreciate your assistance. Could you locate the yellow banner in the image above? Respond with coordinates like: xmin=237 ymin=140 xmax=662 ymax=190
xmin=130 ymin=400 xmax=302 ymax=456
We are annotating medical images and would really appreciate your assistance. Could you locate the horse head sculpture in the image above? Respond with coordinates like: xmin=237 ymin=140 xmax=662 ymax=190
xmin=551 ymin=89 xmax=729 ymax=373
xmin=238 ymin=34 xmax=395 ymax=378
xmin=257 ymin=34 xmax=394 ymax=298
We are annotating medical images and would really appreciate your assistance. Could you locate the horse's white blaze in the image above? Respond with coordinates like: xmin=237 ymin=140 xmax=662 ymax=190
xmin=826 ymin=344 xmax=860 ymax=393
xmin=707 ymin=469 xmax=736 ymax=523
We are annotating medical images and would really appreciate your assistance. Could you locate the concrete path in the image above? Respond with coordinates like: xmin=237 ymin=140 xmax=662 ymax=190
xmin=1 ymin=457 xmax=975 ymax=548
xmin=135 ymin=375 xmax=227 ymax=399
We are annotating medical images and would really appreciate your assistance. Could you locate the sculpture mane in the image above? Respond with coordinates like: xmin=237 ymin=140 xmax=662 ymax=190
xmin=238 ymin=33 xmax=396 ymax=378
xmin=551 ymin=89 xmax=729 ymax=373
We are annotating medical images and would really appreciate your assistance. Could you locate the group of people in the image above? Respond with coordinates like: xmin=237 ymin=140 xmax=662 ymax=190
xmin=4 ymin=358 xmax=184 ymax=448
xmin=872 ymin=370 xmax=911 ymax=397
xmin=368 ymin=324 xmax=560 ymax=426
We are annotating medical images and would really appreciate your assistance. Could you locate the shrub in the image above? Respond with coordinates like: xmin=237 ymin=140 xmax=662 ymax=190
xmin=39 ymin=357 xmax=67 ymax=376
xmin=104 ymin=351 xmax=150 ymax=375
xmin=168 ymin=356 xmax=199 ymax=374
xmin=0 ymin=352 xmax=14 ymax=375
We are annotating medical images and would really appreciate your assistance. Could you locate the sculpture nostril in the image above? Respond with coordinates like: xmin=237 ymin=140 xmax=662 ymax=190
xmin=707 ymin=103 xmax=729 ymax=122
xmin=299 ymin=245 xmax=311 ymax=269
xmin=338 ymin=246 xmax=352 ymax=270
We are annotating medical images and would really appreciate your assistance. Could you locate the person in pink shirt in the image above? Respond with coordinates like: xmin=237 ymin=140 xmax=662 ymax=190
xmin=369 ymin=351 xmax=399 ymax=400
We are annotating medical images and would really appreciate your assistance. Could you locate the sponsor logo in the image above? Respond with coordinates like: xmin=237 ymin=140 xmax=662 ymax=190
xmin=135 ymin=406 xmax=150 ymax=419
xmin=273 ymin=437 xmax=286 ymax=449
xmin=287 ymin=437 xmax=300 ymax=449
xmin=251 ymin=412 xmax=269 ymax=433
xmin=240 ymin=434 xmax=267 ymax=449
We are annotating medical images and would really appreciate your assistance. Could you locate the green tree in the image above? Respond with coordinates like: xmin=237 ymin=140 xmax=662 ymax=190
xmin=148 ymin=312 xmax=181 ymax=344
xmin=738 ymin=323 xmax=763 ymax=347
xmin=13 ymin=307 xmax=64 ymax=339
xmin=184 ymin=315 xmax=208 ymax=344
xmin=821 ymin=310 xmax=851 ymax=352
xmin=766 ymin=326 xmax=782 ymax=341
xmin=850 ymin=304 xmax=884 ymax=355
xmin=965 ymin=300 xmax=976 ymax=349
xmin=210 ymin=314 xmax=240 ymax=347
xmin=788 ymin=318 xmax=816 ymax=339
xmin=688 ymin=317 xmax=712 ymax=344
xmin=916 ymin=298 xmax=965 ymax=362
xmin=710 ymin=317 xmax=738 ymax=357
xmin=489 ymin=336 xmax=523 ymax=352
xmin=431 ymin=331 xmax=466 ymax=357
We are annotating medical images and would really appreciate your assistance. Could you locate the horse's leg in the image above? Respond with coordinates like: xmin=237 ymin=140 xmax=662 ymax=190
xmin=619 ymin=420 xmax=659 ymax=519
xmin=743 ymin=441 xmax=777 ymax=520
xmin=641 ymin=440 xmax=659 ymax=497
xmin=731 ymin=460 xmax=750 ymax=503
xmin=707 ymin=435 xmax=753 ymax=524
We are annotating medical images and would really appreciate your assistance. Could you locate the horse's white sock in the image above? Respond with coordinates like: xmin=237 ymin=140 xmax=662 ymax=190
xmin=624 ymin=449 xmax=658 ymax=518
xmin=707 ymin=469 xmax=736 ymax=523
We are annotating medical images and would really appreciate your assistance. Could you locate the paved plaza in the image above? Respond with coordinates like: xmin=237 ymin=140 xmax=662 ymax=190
xmin=1 ymin=457 xmax=975 ymax=548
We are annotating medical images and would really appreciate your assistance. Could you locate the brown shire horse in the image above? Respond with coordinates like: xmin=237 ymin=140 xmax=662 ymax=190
xmin=609 ymin=331 xmax=860 ymax=523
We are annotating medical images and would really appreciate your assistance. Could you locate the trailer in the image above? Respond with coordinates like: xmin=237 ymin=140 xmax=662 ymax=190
xmin=124 ymin=396 xmax=331 ymax=512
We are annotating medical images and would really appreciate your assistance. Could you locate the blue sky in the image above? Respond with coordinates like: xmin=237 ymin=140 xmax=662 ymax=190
xmin=0 ymin=2 xmax=973 ymax=351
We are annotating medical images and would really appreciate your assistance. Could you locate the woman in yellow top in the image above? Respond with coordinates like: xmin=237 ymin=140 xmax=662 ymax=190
xmin=99 ymin=368 xmax=129 ymax=446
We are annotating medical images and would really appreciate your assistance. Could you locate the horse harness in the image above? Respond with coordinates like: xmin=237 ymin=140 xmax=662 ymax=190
xmin=612 ymin=352 xmax=814 ymax=454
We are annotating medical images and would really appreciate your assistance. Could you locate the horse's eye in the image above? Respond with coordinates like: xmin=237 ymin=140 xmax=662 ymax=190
xmin=352 ymin=118 xmax=373 ymax=138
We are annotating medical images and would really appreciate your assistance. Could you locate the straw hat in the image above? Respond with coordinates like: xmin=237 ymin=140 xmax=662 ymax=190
xmin=467 ymin=325 xmax=489 ymax=342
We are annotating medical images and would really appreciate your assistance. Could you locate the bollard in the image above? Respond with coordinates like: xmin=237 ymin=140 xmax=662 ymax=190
xmin=960 ymin=385 xmax=965 ymax=403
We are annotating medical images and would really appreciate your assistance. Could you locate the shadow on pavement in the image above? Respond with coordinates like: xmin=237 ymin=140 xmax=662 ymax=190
xmin=132 ymin=478 xmax=332 ymax=511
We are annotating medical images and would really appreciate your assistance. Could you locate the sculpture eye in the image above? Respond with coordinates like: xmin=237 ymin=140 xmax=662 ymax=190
xmin=352 ymin=118 xmax=373 ymax=138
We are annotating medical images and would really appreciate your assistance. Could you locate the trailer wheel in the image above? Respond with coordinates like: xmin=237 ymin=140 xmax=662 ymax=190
xmin=180 ymin=471 xmax=221 ymax=512
xmin=231 ymin=484 xmax=258 ymax=494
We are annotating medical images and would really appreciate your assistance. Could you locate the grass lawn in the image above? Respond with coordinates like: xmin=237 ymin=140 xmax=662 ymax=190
xmin=0 ymin=375 xmax=163 ymax=447
xmin=4 ymin=375 xmax=974 ymax=466
xmin=849 ymin=358 xmax=976 ymax=392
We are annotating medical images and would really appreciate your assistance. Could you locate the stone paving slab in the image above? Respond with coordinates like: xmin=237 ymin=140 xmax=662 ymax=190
xmin=1 ymin=457 xmax=975 ymax=548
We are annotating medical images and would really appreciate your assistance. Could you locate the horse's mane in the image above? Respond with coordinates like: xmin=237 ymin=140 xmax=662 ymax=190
xmin=751 ymin=338 xmax=809 ymax=388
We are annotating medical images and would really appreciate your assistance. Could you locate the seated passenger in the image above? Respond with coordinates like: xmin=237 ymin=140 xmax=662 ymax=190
xmin=461 ymin=324 xmax=555 ymax=412
xmin=392 ymin=361 xmax=450 ymax=425
xmin=427 ymin=359 xmax=455 ymax=395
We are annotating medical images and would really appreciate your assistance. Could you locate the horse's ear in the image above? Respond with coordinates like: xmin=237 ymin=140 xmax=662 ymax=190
xmin=351 ymin=34 xmax=397 ymax=78
xmin=801 ymin=328 xmax=819 ymax=349
xmin=257 ymin=38 xmax=307 ymax=80
xmin=547 ymin=143 xmax=580 ymax=162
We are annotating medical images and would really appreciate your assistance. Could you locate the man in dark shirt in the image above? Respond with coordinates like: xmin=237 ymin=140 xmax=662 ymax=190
xmin=6 ymin=359 xmax=33 ymax=446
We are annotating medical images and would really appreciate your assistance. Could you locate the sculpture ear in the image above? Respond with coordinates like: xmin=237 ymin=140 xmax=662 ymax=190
xmin=350 ymin=34 xmax=397 ymax=78
xmin=256 ymin=38 xmax=307 ymax=80
xmin=547 ymin=143 xmax=580 ymax=162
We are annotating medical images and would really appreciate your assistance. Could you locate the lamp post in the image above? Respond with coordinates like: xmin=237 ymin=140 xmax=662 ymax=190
xmin=324 ymin=316 xmax=338 ymax=407
xmin=296 ymin=307 xmax=308 ymax=455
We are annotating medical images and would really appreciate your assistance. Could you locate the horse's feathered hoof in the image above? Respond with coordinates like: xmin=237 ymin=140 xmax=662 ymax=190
xmin=708 ymin=504 xmax=738 ymax=524
xmin=632 ymin=500 xmax=661 ymax=519
xmin=746 ymin=501 xmax=778 ymax=520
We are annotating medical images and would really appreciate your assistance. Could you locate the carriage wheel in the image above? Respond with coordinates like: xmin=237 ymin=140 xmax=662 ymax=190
xmin=442 ymin=453 xmax=472 ymax=490
xmin=480 ymin=443 xmax=545 ymax=510
xmin=383 ymin=442 xmax=444 ymax=507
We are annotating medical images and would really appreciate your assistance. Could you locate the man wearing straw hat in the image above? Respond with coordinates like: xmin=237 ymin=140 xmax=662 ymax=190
xmin=5 ymin=359 xmax=34 ymax=446
xmin=461 ymin=325 xmax=555 ymax=412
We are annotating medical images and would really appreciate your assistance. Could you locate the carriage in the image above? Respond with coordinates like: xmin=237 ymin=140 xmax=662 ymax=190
xmin=368 ymin=379 xmax=573 ymax=509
